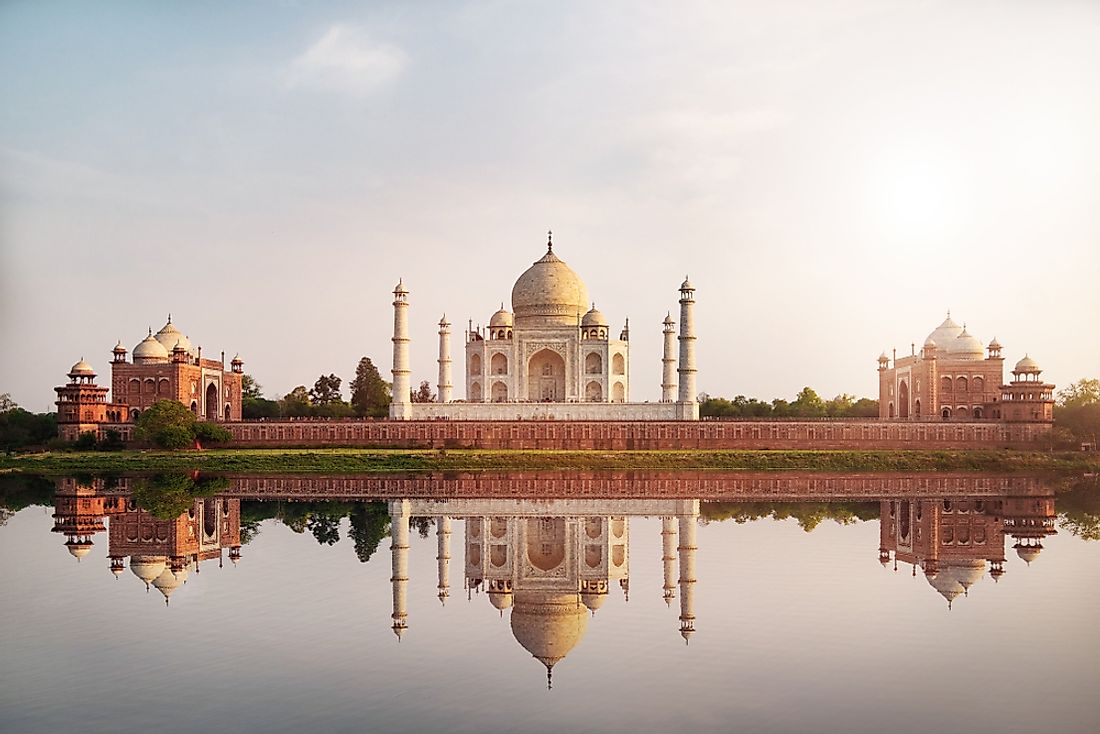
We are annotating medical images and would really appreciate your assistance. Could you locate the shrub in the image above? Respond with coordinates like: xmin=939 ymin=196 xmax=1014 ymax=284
xmin=193 ymin=422 xmax=232 ymax=445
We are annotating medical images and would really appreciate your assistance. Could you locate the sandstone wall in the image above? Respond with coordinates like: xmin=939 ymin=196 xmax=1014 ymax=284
xmin=226 ymin=419 xmax=1052 ymax=450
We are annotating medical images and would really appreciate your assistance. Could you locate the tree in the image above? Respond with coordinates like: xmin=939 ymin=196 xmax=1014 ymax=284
xmin=0 ymin=393 xmax=17 ymax=412
xmin=193 ymin=421 xmax=232 ymax=445
xmin=309 ymin=374 xmax=343 ymax=405
xmin=350 ymin=357 xmax=390 ymax=417
xmin=411 ymin=380 xmax=435 ymax=403
xmin=1054 ymin=378 xmax=1100 ymax=446
xmin=280 ymin=386 xmax=311 ymax=417
xmin=135 ymin=401 xmax=198 ymax=448
xmin=243 ymin=397 xmax=280 ymax=420
xmin=790 ymin=387 xmax=827 ymax=417
xmin=1058 ymin=378 xmax=1100 ymax=408
xmin=0 ymin=409 xmax=57 ymax=452
xmin=241 ymin=374 xmax=263 ymax=400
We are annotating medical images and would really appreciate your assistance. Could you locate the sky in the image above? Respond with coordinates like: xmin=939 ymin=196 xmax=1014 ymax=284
xmin=2 ymin=0 xmax=1098 ymax=412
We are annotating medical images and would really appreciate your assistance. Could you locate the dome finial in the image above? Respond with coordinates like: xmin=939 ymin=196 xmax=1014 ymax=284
xmin=167 ymin=313 xmax=172 ymax=324
xmin=547 ymin=229 xmax=553 ymax=252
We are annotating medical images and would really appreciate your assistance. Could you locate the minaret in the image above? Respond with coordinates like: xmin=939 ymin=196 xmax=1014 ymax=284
xmin=661 ymin=516 xmax=678 ymax=605
xmin=390 ymin=280 xmax=412 ymax=419
xmin=436 ymin=516 xmax=451 ymax=605
xmin=437 ymin=315 xmax=453 ymax=404
xmin=677 ymin=277 xmax=698 ymax=419
xmin=678 ymin=506 xmax=698 ymax=643
xmin=661 ymin=313 xmax=677 ymax=403
xmin=389 ymin=500 xmax=410 ymax=639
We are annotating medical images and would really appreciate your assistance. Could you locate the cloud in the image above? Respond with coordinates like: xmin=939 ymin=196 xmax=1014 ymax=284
xmin=286 ymin=24 xmax=406 ymax=96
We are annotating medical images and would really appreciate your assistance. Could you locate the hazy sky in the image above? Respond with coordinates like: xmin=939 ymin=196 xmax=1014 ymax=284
xmin=3 ymin=0 xmax=1098 ymax=411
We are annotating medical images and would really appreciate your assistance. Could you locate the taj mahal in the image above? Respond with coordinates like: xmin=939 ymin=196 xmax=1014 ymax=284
xmin=388 ymin=232 xmax=699 ymax=421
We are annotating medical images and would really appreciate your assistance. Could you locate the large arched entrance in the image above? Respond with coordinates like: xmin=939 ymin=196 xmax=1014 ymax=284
xmin=206 ymin=383 xmax=219 ymax=420
xmin=898 ymin=381 xmax=910 ymax=418
xmin=528 ymin=349 xmax=565 ymax=402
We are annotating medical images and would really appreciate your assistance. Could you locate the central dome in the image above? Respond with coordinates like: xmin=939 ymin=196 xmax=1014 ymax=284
xmin=511 ymin=240 xmax=590 ymax=327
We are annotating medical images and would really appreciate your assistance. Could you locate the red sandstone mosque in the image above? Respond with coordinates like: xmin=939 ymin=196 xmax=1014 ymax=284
xmin=877 ymin=312 xmax=1054 ymax=423
xmin=54 ymin=316 xmax=243 ymax=441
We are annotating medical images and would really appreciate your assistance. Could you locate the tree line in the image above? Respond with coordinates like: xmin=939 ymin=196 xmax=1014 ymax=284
xmin=699 ymin=387 xmax=879 ymax=418
xmin=243 ymin=356 xmax=436 ymax=419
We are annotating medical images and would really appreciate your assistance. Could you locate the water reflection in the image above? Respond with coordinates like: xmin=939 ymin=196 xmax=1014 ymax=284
xmin=878 ymin=494 xmax=1057 ymax=608
xmin=44 ymin=472 xmax=1064 ymax=672
xmin=51 ymin=476 xmax=242 ymax=604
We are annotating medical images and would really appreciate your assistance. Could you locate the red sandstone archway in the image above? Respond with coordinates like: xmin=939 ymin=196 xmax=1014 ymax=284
xmin=898 ymin=381 xmax=910 ymax=419
xmin=205 ymin=383 xmax=218 ymax=420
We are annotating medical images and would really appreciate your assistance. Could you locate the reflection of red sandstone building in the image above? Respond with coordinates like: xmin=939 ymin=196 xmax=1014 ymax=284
xmin=877 ymin=313 xmax=1054 ymax=422
xmin=878 ymin=490 xmax=1057 ymax=608
xmin=51 ymin=477 xmax=241 ymax=605
xmin=55 ymin=316 xmax=243 ymax=441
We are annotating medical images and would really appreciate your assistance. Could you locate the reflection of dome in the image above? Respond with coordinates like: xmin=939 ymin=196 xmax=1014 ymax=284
xmin=510 ymin=590 xmax=588 ymax=678
xmin=133 ymin=331 xmax=169 ymax=363
xmin=926 ymin=313 xmax=963 ymax=347
xmin=1014 ymin=355 xmax=1041 ymax=374
xmin=581 ymin=590 xmax=607 ymax=611
xmin=926 ymin=560 xmax=986 ymax=605
xmin=582 ymin=305 xmax=608 ymax=327
xmin=154 ymin=318 xmax=193 ymax=355
xmin=65 ymin=539 xmax=93 ymax=558
xmin=511 ymin=242 xmax=590 ymax=327
xmin=130 ymin=556 xmax=166 ymax=585
xmin=489 ymin=307 xmax=514 ymax=328
xmin=152 ymin=566 xmax=188 ymax=603
xmin=1015 ymin=543 xmax=1042 ymax=564
xmin=489 ymin=589 xmax=514 ymax=610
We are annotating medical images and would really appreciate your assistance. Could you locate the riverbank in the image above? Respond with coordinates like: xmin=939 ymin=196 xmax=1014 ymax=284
xmin=2 ymin=448 xmax=1098 ymax=475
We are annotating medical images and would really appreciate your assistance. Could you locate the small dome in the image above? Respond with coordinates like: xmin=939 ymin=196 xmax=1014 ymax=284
xmin=581 ymin=590 xmax=607 ymax=611
xmin=1016 ymin=544 xmax=1042 ymax=564
xmin=393 ymin=279 xmax=408 ymax=294
xmin=154 ymin=319 xmax=193 ymax=355
xmin=129 ymin=556 xmax=166 ymax=584
xmin=489 ymin=307 xmax=514 ymax=328
xmin=926 ymin=313 xmax=963 ymax=347
xmin=511 ymin=239 xmax=590 ymax=327
xmin=947 ymin=327 xmax=984 ymax=360
xmin=1014 ymin=355 xmax=1041 ymax=374
xmin=924 ymin=337 xmax=937 ymax=349
xmin=489 ymin=589 xmax=514 ymax=610
xmin=68 ymin=359 xmax=95 ymax=376
xmin=988 ymin=337 xmax=1002 ymax=350
xmin=152 ymin=566 xmax=188 ymax=601
xmin=231 ymin=353 xmax=243 ymax=365
xmin=112 ymin=340 xmax=127 ymax=354
xmin=878 ymin=352 xmax=889 ymax=362
xmin=663 ymin=312 xmax=674 ymax=325
xmin=680 ymin=276 xmax=694 ymax=290
xmin=582 ymin=305 xmax=608 ymax=327
xmin=65 ymin=539 xmax=93 ymax=558
xmin=133 ymin=331 xmax=169 ymax=363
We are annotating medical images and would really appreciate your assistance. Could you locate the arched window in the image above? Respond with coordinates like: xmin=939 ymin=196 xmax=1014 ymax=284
xmin=491 ymin=381 xmax=508 ymax=402
xmin=914 ymin=399 xmax=921 ymax=416
xmin=585 ymin=352 xmax=602 ymax=374
xmin=469 ymin=382 xmax=482 ymax=402
xmin=490 ymin=353 xmax=508 ymax=375
xmin=612 ymin=353 xmax=625 ymax=375
xmin=612 ymin=382 xmax=625 ymax=402
xmin=888 ymin=402 xmax=895 ymax=418
xmin=973 ymin=376 xmax=984 ymax=393
xmin=941 ymin=376 xmax=953 ymax=392
xmin=470 ymin=353 xmax=482 ymax=375
xmin=973 ymin=406 xmax=983 ymax=419
xmin=941 ymin=407 xmax=951 ymax=419
xmin=956 ymin=376 xmax=968 ymax=392
xmin=585 ymin=381 xmax=603 ymax=401
xmin=224 ymin=404 xmax=232 ymax=421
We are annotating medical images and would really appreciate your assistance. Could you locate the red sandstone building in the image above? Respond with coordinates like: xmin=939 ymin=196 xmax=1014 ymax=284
xmin=877 ymin=313 xmax=1055 ymax=421
xmin=55 ymin=317 xmax=243 ymax=441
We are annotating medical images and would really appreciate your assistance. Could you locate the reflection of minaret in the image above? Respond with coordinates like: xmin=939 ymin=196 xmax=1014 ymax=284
xmin=678 ymin=510 xmax=698 ymax=642
xmin=661 ymin=517 xmax=678 ymax=606
xmin=436 ymin=516 xmax=451 ymax=605
xmin=390 ymin=500 xmax=410 ymax=639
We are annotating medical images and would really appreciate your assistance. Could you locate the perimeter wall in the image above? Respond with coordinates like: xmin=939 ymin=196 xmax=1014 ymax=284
xmin=226 ymin=419 xmax=1052 ymax=450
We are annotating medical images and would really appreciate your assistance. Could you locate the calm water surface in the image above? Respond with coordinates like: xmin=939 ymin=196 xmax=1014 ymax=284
xmin=1 ymin=473 xmax=1098 ymax=734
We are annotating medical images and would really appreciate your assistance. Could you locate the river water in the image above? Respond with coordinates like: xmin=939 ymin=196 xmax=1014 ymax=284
xmin=1 ymin=472 xmax=1098 ymax=734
